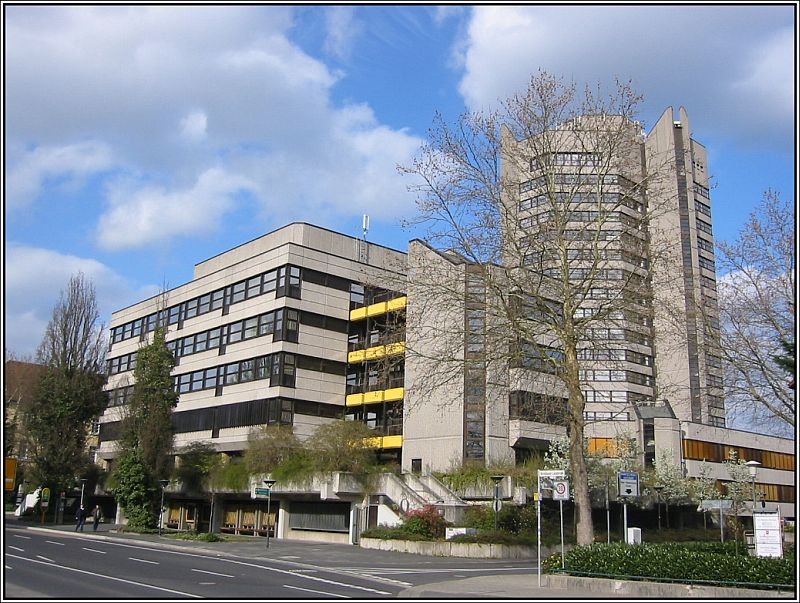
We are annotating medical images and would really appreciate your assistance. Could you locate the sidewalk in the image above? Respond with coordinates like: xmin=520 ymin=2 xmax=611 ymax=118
xmin=7 ymin=516 xmax=794 ymax=599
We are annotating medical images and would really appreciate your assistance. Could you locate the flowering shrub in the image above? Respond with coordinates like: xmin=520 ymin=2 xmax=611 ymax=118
xmin=401 ymin=505 xmax=449 ymax=539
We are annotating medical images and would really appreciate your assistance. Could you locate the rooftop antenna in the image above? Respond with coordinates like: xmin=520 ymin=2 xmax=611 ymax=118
xmin=359 ymin=214 xmax=370 ymax=263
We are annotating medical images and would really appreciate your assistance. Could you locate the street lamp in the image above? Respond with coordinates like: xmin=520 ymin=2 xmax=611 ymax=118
xmin=158 ymin=480 xmax=169 ymax=537
xmin=746 ymin=460 xmax=761 ymax=514
xmin=654 ymin=485 xmax=664 ymax=530
xmin=79 ymin=478 xmax=88 ymax=508
xmin=490 ymin=475 xmax=504 ymax=531
xmin=264 ymin=479 xmax=276 ymax=549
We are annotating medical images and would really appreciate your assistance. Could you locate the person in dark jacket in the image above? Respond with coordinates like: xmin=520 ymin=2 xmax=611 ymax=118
xmin=75 ymin=505 xmax=86 ymax=531
xmin=92 ymin=505 xmax=103 ymax=531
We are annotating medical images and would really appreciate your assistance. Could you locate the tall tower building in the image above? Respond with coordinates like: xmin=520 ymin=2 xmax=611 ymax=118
xmin=499 ymin=106 xmax=724 ymax=436
xmin=646 ymin=107 xmax=725 ymax=427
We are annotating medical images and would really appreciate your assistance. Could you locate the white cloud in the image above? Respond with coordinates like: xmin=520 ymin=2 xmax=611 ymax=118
xmin=96 ymin=168 xmax=256 ymax=250
xmin=457 ymin=5 xmax=794 ymax=148
xmin=6 ymin=141 xmax=114 ymax=209
xmin=323 ymin=6 xmax=362 ymax=61
xmin=180 ymin=109 xmax=208 ymax=142
xmin=5 ymin=5 xmax=423 ymax=248
xmin=4 ymin=244 xmax=159 ymax=358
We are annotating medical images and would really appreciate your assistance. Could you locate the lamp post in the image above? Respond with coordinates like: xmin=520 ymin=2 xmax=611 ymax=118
xmin=158 ymin=480 xmax=169 ymax=537
xmin=264 ymin=479 xmax=276 ymax=549
xmin=746 ymin=460 xmax=761 ymax=515
xmin=79 ymin=478 xmax=88 ymax=508
xmin=654 ymin=485 xmax=664 ymax=530
xmin=490 ymin=475 xmax=504 ymax=531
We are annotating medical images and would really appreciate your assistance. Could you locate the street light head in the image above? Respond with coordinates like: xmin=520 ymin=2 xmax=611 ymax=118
xmin=490 ymin=475 xmax=504 ymax=484
xmin=745 ymin=460 xmax=761 ymax=477
xmin=159 ymin=479 xmax=169 ymax=487
xmin=264 ymin=479 xmax=276 ymax=488
xmin=654 ymin=484 xmax=664 ymax=492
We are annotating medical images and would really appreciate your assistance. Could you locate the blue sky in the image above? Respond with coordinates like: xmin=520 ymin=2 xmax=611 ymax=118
xmin=4 ymin=4 xmax=796 ymax=358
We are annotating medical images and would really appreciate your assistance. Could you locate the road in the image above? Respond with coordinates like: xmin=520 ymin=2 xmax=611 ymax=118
xmin=3 ymin=524 xmax=537 ymax=598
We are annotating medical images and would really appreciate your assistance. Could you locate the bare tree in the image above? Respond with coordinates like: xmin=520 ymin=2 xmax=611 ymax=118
xmin=716 ymin=190 xmax=795 ymax=435
xmin=399 ymin=71 xmax=679 ymax=545
xmin=22 ymin=273 xmax=108 ymax=502
xmin=36 ymin=272 xmax=106 ymax=372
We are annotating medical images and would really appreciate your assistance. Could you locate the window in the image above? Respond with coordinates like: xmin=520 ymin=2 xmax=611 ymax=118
xmin=210 ymin=289 xmax=224 ymax=311
xmin=185 ymin=298 xmax=199 ymax=319
xmin=225 ymin=362 xmax=240 ymax=385
xmin=243 ymin=317 xmax=259 ymax=339
xmin=246 ymin=276 xmax=261 ymax=299
xmin=231 ymin=281 xmax=246 ymax=304
xmin=227 ymin=322 xmax=243 ymax=344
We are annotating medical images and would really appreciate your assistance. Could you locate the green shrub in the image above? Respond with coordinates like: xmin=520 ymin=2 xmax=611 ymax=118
xmin=551 ymin=542 xmax=795 ymax=589
xmin=361 ymin=525 xmax=433 ymax=541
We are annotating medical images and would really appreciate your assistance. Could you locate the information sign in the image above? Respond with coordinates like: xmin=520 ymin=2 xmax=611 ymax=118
xmin=754 ymin=511 xmax=783 ymax=558
xmin=617 ymin=471 xmax=639 ymax=497
xmin=254 ymin=487 xmax=271 ymax=498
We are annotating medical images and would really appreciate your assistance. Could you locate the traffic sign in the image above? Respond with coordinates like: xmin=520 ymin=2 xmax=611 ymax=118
xmin=552 ymin=480 xmax=570 ymax=501
xmin=254 ymin=487 xmax=272 ymax=497
xmin=538 ymin=470 xmax=566 ymax=479
xmin=617 ymin=471 xmax=639 ymax=497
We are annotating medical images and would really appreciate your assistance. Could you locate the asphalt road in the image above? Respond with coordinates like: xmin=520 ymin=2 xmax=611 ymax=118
xmin=3 ymin=523 xmax=538 ymax=599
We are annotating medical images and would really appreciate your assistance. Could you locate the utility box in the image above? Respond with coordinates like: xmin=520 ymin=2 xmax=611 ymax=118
xmin=627 ymin=527 xmax=642 ymax=544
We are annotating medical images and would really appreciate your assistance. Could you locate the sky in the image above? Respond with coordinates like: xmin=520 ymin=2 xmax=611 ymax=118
xmin=3 ymin=3 xmax=797 ymax=360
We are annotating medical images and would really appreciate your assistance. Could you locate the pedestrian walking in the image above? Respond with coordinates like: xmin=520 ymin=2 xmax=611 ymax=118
xmin=75 ymin=505 xmax=86 ymax=531
xmin=92 ymin=505 xmax=103 ymax=531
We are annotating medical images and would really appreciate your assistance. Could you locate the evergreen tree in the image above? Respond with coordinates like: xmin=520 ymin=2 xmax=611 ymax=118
xmin=112 ymin=325 xmax=178 ymax=527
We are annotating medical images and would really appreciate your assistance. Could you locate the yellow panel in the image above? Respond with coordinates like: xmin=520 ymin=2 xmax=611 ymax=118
xmin=350 ymin=307 xmax=368 ymax=321
xmin=363 ymin=390 xmax=384 ymax=404
xmin=386 ymin=296 xmax=408 ymax=311
xmin=384 ymin=387 xmax=404 ymax=402
xmin=385 ymin=341 xmax=406 ymax=356
xmin=348 ymin=350 xmax=366 ymax=363
xmin=345 ymin=393 xmax=365 ymax=406
xmin=362 ymin=436 xmax=383 ymax=448
xmin=381 ymin=435 xmax=403 ymax=449
xmin=366 ymin=301 xmax=389 ymax=317
xmin=364 ymin=345 xmax=386 ymax=360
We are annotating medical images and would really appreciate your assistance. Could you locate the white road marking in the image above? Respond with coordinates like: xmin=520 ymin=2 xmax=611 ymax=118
xmin=191 ymin=568 xmax=234 ymax=578
xmin=14 ymin=535 xmax=31 ymax=539
xmin=45 ymin=540 xmax=65 ymax=546
xmin=6 ymin=553 xmax=202 ymax=598
xmin=197 ymin=582 xmax=216 ymax=585
xmin=35 ymin=555 xmax=53 ymax=562
xmin=128 ymin=557 xmax=159 ymax=564
xmin=282 ymin=584 xmax=349 ymax=598
xmin=9 ymin=546 xmax=25 ymax=552
xmin=82 ymin=547 xmax=107 ymax=554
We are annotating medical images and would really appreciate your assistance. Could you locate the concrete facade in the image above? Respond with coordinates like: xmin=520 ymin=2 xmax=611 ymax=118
xmin=97 ymin=110 xmax=794 ymax=538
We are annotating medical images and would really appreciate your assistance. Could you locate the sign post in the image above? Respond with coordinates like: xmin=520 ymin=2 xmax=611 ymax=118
xmin=537 ymin=469 xmax=565 ymax=586
xmin=41 ymin=488 xmax=50 ymax=525
xmin=552 ymin=480 xmax=570 ymax=568
xmin=617 ymin=472 xmax=639 ymax=543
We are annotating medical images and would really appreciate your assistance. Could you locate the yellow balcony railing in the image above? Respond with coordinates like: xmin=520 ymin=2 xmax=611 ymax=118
xmin=347 ymin=341 xmax=406 ymax=364
xmin=349 ymin=296 xmax=407 ymax=321
xmin=362 ymin=435 xmax=403 ymax=449
xmin=346 ymin=387 xmax=405 ymax=406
